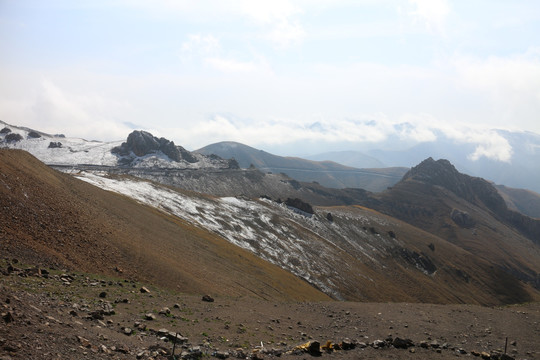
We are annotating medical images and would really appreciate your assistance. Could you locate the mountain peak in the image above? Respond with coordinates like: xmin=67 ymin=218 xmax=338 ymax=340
xmin=402 ymin=157 xmax=467 ymax=194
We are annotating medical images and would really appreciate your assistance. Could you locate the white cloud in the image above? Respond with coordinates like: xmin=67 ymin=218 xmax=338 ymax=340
xmin=28 ymin=79 xmax=132 ymax=141
xmin=267 ymin=19 xmax=306 ymax=49
xmin=179 ymin=34 xmax=220 ymax=61
xmin=441 ymin=126 xmax=513 ymax=162
xmin=408 ymin=0 xmax=450 ymax=34
xmin=204 ymin=58 xmax=259 ymax=73
xmin=238 ymin=0 xmax=306 ymax=48
xmin=452 ymin=48 xmax=540 ymax=131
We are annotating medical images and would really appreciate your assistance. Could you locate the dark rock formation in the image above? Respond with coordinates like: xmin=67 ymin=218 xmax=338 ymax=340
xmin=326 ymin=212 xmax=334 ymax=222
xmin=48 ymin=142 xmax=63 ymax=149
xmin=28 ymin=131 xmax=41 ymax=138
xmin=228 ymin=158 xmax=240 ymax=169
xmin=5 ymin=133 xmax=23 ymax=143
xmin=285 ymin=198 xmax=314 ymax=214
xmin=392 ymin=337 xmax=414 ymax=349
xmin=202 ymin=294 xmax=214 ymax=302
xmin=112 ymin=130 xmax=198 ymax=163
xmin=0 ymin=127 xmax=11 ymax=134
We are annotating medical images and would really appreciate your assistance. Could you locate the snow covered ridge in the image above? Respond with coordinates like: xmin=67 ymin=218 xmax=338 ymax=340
xmin=0 ymin=121 xmax=232 ymax=169
xmin=76 ymin=171 xmax=400 ymax=300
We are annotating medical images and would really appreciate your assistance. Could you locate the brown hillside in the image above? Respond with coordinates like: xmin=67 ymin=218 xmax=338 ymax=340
xmin=496 ymin=184 xmax=540 ymax=219
xmin=316 ymin=205 xmax=540 ymax=305
xmin=370 ymin=158 xmax=540 ymax=292
xmin=0 ymin=149 xmax=329 ymax=301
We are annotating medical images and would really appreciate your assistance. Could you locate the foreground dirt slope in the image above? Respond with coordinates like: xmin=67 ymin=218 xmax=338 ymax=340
xmin=1 ymin=261 xmax=539 ymax=360
xmin=0 ymin=149 xmax=328 ymax=301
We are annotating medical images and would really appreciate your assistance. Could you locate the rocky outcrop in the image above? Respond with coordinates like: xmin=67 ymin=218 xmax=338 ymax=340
xmin=285 ymin=198 xmax=314 ymax=215
xmin=451 ymin=208 xmax=475 ymax=228
xmin=5 ymin=133 xmax=23 ymax=143
xmin=28 ymin=131 xmax=41 ymax=139
xmin=112 ymin=130 xmax=198 ymax=163
xmin=48 ymin=142 xmax=63 ymax=149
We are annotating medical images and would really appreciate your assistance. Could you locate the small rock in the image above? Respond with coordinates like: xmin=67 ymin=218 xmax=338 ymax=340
xmin=2 ymin=312 xmax=14 ymax=324
xmin=115 ymin=344 xmax=129 ymax=354
xmin=393 ymin=337 xmax=414 ymax=349
xmin=140 ymin=286 xmax=150 ymax=293
xmin=214 ymin=350 xmax=229 ymax=359
xmin=145 ymin=313 xmax=156 ymax=320
xmin=159 ymin=307 xmax=171 ymax=315
xmin=202 ymin=295 xmax=214 ymax=302
xmin=99 ymin=292 xmax=107 ymax=298
xmin=123 ymin=327 xmax=133 ymax=336
xmin=341 ymin=338 xmax=355 ymax=350
xmin=77 ymin=336 xmax=91 ymax=348
xmin=307 ymin=341 xmax=321 ymax=356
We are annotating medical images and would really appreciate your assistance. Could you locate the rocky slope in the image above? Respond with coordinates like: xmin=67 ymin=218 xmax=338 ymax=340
xmin=0 ymin=149 xmax=328 ymax=301
xmin=369 ymin=158 xmax=540 ymax=290
xmin=2 ymin=258 xmax=538 ymax=360
xmin=4 ymin=148 xmax=540 ymax=305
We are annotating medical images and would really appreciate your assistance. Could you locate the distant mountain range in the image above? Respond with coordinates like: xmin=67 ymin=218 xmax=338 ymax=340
xmin=305 ymin=130 xmax=540 ymax=194
xmin=196 ymin=141 xmax=407 ymax=192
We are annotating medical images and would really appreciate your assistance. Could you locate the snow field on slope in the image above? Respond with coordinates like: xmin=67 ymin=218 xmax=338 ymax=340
xmin=76 ymin=172 xmax=399 ymax=299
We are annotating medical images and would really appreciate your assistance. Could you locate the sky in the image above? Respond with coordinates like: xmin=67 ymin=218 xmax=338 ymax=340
xmin=1 ymin=0 xmax=540 ymax=158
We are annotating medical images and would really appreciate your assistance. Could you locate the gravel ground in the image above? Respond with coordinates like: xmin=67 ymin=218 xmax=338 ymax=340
xmin=1 ymin=261 xmax=539 ymax=360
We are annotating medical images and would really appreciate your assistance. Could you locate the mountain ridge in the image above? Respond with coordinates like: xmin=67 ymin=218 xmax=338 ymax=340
xmin=196 ymin=141 xmax=407 ymax=192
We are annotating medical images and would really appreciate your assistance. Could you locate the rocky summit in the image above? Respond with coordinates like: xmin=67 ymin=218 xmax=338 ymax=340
xmin=112 ymin=130 xmax=198 ymax=163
